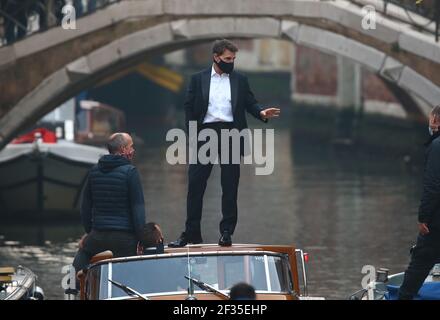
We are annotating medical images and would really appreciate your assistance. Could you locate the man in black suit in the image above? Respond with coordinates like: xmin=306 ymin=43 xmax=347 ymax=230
xmin=398 ymin=105 xmax=440 ymax=299
xmin=169 ymin=39 xmax=280 ymax=247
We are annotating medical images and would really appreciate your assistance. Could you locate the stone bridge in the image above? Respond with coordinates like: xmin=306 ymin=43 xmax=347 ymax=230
xmin=1 ymin=0 xmax=440 ymax=148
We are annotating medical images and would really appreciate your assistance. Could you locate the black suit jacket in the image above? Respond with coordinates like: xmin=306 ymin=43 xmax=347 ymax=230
xmin=419 ymin=132 xmax=440 ymax=232
xmin=184 ymin=67 xmax=267 ymax=133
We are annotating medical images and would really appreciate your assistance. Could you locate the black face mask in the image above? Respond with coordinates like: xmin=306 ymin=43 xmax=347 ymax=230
xmin=214 ymin=57 xmax=234 ymax=74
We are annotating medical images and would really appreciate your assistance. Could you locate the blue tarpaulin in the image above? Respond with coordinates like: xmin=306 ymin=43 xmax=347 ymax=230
xmin=385 ymin=282 xmax=440 ymax=300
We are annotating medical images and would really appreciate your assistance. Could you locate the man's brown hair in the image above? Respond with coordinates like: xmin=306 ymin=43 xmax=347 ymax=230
xmin=140 ymin=222 xmax=163 ymax=247
xmin=212 ymin=39 xmax=238 ymax=55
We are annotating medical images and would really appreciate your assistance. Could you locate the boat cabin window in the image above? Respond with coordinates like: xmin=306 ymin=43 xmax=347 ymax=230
xmin=91 ymin=108 xmax=120 ymax=136
xmin=75 ymin=109 xmax=88 ymax=133
xmin=87 ymin=253 xmax=293 ymax=299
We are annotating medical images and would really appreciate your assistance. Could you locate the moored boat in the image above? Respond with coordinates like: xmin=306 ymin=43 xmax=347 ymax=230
xmin=0 ymin=266 xmax=44 ymax=300
xmin=349 ymin=263 xmax=440 ymax=300
xmin=0 ymin=137 xmax=106 ymax=220
xmin=75 ymin=100 xmax=126 ymax=147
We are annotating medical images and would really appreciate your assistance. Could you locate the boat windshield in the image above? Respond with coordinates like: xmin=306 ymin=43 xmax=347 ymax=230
xmin=93 ymin=253 xmax=293 ymax=299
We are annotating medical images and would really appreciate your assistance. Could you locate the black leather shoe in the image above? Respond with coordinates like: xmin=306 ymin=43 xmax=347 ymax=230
xmin=168 ymin=233 xmax=203 ymax=248
xmin=218 ymin=231 xmax=232 ymax=247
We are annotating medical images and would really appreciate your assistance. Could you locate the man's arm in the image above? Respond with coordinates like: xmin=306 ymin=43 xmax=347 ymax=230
xmin=184 ymin=75 xmax=197 ymax=133
xmin=80 ymin=176 xmax=93 ymax=234
xmin=243 ymin=76 xmax=267 ymax=123
xmin=418 ymin=141 xmax=440 ymax=226
xmin=128 ymin=168 xmax=146 ymax=241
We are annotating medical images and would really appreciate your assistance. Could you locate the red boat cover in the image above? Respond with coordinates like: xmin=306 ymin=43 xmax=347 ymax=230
xmin=11 ymin=128 xmax=57 ymax=144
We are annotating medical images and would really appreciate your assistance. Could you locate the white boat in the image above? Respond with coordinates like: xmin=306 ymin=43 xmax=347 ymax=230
xmin=0 ymin=266 xmax=44 ymax=300
xmin=0 ymin=139 xmax=106 ymax=220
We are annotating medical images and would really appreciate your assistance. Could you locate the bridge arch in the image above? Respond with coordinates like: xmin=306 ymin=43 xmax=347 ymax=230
xmin=1 ymin=0 xmax=440 ymax=147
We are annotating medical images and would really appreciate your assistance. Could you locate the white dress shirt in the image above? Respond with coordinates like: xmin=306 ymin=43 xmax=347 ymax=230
xmin=203 ymin=66 xmax=234 ymax=123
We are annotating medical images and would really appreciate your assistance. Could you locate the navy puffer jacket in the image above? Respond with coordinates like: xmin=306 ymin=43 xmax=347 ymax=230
xmin=80 ymin=154 xmax=146 ymax=240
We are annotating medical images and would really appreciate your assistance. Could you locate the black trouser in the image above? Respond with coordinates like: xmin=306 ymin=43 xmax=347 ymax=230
xmin=185 ymin=122 xmax=240 ymax=239
xmin=398 ymin=232 xmax=440 ymax=300
xmin=72 ymin=230 xmax=138 ymax=273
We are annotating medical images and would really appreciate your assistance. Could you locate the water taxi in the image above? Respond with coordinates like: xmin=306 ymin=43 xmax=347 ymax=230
xmin=77 ymin=244 xmax=325 ymax=300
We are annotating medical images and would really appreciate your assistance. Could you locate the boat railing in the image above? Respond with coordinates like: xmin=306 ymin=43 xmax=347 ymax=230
xmin=348 ymin=0 xmax=440 ymax=42
xmin=0 ymin=0 xmax=121 ymax=47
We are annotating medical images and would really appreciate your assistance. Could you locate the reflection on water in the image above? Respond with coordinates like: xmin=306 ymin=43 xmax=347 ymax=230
xmin=0 ymin=108 xmax=426 ymax=299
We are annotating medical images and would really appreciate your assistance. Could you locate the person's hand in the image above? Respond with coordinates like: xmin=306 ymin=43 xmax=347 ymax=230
xmin=78 ymin=234 xmax=88 ymax=249
xmin=260 ymin=107 xmax=281 ymax=120
xmin=418 ymin=223 xmax=430 ymax=235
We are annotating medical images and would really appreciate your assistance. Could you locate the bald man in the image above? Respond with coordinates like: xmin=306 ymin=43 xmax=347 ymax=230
xmin=71 ymin=133 xmax=146 ymax=285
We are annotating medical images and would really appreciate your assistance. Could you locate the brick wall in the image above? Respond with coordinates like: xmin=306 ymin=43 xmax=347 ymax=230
xmin=295 ymin=45 xmax=399 ymax=104
xmin=295 ymin=46 xmax=337 ymax=96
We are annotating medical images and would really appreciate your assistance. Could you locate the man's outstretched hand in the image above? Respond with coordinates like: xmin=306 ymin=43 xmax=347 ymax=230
xmin=260 ymin=107 xmax=281 ymax=120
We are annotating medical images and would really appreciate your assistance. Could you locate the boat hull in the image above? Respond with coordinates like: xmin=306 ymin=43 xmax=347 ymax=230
xmin=0 ymin=141 xmax=106 ymax=220
xmin=0 ymin=266 xmax=44 ymax=300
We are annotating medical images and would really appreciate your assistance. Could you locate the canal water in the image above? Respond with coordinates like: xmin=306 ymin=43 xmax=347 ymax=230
xmin=0 ymin=106 xmax=427 ymax=300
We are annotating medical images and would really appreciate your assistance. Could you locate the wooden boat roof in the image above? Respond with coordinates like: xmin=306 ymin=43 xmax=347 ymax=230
xmin=164 ymin=243 xmax=296 ymax=254
xmin=88 ymin=244 xmax=298 ymax=266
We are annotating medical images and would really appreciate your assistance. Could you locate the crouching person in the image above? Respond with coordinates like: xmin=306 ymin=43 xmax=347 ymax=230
xmin=70 ymin=133 xmax=146 ymax=293
xmin=137 ymin=222 xmax=165 ymax=255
